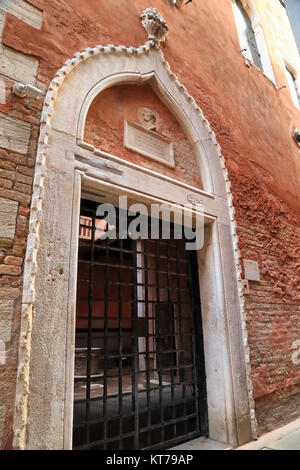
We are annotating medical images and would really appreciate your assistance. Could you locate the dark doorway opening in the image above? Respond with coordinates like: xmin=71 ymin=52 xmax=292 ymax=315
xmin=73 ymin=199 xmax=208 ymax=450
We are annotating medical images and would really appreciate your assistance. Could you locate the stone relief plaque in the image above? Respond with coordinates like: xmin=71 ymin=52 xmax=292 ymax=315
xmin=124 ymin=120 xmax=175 ymax=168
xmin=137 ymin=106 xmax=160 ymax=132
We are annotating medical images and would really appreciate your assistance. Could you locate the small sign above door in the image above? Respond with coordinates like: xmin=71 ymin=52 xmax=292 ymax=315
xmin=187 ymin=194 xmax=203 ymax=206
xmin=124 ymin=120 xmax=175 ymax=168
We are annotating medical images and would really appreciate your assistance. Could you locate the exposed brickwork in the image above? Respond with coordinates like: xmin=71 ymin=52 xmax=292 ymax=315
xmin=0 ymin=287 xmax=20 ymax=449
xmin=255 ymin=383 xmax=300 ymax=435
xmin=0 ymin=41 xmax=42 ymax=448
xmin=231 ymin=170 xmax=300 ymax=433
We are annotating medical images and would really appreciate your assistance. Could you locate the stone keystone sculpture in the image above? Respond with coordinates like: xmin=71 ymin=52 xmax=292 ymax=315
xmin=140 ymin=8 xmax=169 ymax=44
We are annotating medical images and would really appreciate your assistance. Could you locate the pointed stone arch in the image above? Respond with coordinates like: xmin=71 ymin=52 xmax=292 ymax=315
xmin=13 ymin=36 xmax=256 ymax=449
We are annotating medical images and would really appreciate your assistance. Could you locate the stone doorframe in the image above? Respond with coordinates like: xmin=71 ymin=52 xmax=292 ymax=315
xmin=13 ymin=20 xmax=256 ymax=450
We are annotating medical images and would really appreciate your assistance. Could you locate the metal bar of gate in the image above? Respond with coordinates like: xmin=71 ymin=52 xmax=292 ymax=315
xmin=132 ymin=239 xmax=139 ymax=449
xmin=73 ymin=200 xmax=207 ymax=450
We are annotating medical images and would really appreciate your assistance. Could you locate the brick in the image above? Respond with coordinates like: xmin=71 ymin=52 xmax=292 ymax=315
xmin=16 ymin=166 xmax=34 ymax=177
xmin=0 ymin=169 xmax=15 ymax=181
xmin=0 ymin=189 xmax=30 ymax=206
xmin=15 ymin=173 xmax=32 ymax=185
xmin=12 ymin=245 xmax=24 ymax=257
xmin=27 ymin=158 xmax=35 ymax=168
xmin=0 ymin=276 xmax=22 ymax=288
xmin=0 ymin=149 xmax=8 ymax=160
xmin=14 ymin=182 xmax=32 ymax=195
xmin=7 ymin=153 xmax=27 ymax=166
xmin=0 ymin=179 xmax=13 ymax=190
xmin=0 ymin=265 xmax=21 ymax=276
xmin=8 ymin=110 xmax=24 ymax=121
xmin=13 ymin=237 xmax=25 ymax=246
xmin=23 ymin=115 xmax=40 ymax=126
xmin=18 ymin=205 xmax=30 ymax=217
xmin=0 ymin=160 xmax=15 ymax=170
xmin=4 ymin=256 xmax=22 ymax=266
xmin=15 ymin=215 xmax=27 ymax=238
xmin=12 ymin=237 xmax=26 ymax=257
xmin=28 ymin=94 xmax=44 ymax=108
xmin=12 ymin=101 xmax=31 ymax=115
xmin=31 ymin=127 xmax=39 ymax=139
xmin=0 ymin=287 xmax=20 ymax=299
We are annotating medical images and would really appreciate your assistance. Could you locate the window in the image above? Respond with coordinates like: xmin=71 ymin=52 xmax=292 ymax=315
xmin=232 ymin=0 xmax=276 ymax=83
xmin=285 ymin=65 xmax=300 ymax=108
xmin=233 ymin=0 xmax=263 ymax=70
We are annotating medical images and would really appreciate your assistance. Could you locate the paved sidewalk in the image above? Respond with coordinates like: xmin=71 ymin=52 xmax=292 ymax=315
xmin=237 ymin=418 xmax=300 ymax=450
xmin=171 ymin=419 xmax=300 ymax=450
xmin=171 ymin=437 xmax=232 ymax=450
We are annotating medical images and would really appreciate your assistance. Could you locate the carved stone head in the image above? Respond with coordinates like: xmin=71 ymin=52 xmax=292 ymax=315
xmin=140 ymin=8 xmax=168 ymax=43
xmin=137 ymin=107 xmax=160 ymax=132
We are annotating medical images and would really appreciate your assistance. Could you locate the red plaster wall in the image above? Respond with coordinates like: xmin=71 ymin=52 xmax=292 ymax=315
xmin=84 ymin=84 xmax=203 ymax=188
xmin=1 ymin=0 xmax=300 ymax=445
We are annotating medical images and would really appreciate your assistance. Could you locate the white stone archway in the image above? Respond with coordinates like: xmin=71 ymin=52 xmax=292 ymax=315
xmin=13 ymin=9 xmax=256 ymax=450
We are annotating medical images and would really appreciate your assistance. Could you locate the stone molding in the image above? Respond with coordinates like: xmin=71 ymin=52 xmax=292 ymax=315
xmin=13 ymin=10 xmax=257 ymax=449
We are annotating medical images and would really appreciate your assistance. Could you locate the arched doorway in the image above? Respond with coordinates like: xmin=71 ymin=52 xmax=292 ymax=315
xmin=14 ymin=14 xmax=255 ymax=449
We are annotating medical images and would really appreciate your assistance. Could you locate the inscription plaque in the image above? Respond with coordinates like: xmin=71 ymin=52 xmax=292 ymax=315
xmin=124 ymin=120 xmax=175 ymax=167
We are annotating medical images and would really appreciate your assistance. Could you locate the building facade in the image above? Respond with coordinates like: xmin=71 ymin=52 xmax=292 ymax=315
xmin=0 ymin=0 xmax=299 ymax=450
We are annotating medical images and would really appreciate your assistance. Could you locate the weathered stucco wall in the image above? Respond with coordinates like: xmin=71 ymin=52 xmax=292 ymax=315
xmin=84 ymin=84 xmax=203 ymax=188
xmin=0 ymin=0 xmax=300 ymax=447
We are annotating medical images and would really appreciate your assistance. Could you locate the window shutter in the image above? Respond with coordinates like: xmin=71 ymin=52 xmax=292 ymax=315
xmin=235 ymin=1 xmax=263 ymax=71
xmin=246 ymin=28 xmax=263 ymax=70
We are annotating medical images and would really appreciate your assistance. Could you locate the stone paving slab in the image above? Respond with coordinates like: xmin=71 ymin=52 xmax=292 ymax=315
xmin=237 ymin=418 xmax=300 ymax=450
xmin=170 ymin=437 xmax=232 ymax=450
xmin=169 ymin=419 xmax=300 ymax=451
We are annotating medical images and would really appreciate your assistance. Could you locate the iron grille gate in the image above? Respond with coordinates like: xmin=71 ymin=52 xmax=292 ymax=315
xmin=73 ymin=199 xmax=208 ymax=450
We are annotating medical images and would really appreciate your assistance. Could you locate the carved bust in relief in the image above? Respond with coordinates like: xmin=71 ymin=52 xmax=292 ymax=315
xmin=137 ymin=107 xmax=160 ymax=132
xmin=140 ymin=8 xmax=168 ymax=43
